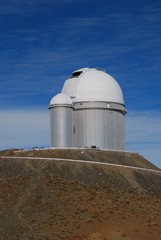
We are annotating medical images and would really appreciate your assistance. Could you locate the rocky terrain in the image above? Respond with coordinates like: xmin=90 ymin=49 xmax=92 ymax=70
xmin=0 ymin=148 xmax=161 ymax=240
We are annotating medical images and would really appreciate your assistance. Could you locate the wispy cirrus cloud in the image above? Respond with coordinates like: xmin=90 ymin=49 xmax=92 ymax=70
xmin=126 ymin=111 xmax=161 ymax=143
xmin=0 ymin=0 xmax=92 ymax=16
xmin=126 ymin=111 xmax=161 ymax=168
xmin=0 ymin=109 xmax=160 ymax=168
xmin=0 ymin=109 xmax=50 ymax=149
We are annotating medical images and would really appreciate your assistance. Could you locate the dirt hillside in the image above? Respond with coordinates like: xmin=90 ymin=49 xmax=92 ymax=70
xmin=0 ymin=149 xmax=161 ymax=240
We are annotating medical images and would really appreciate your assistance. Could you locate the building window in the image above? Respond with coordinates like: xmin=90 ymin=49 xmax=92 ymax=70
xmin=69 ymin=71 xmax=82 ymax=78
xmin=73 ymin=125 xmax=75 ymax=135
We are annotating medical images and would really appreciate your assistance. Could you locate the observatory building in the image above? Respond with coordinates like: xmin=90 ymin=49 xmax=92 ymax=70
xmin=49 ymin=68 xmax=126 ymax=150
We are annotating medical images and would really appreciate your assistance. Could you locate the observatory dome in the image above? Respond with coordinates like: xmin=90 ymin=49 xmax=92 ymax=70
xmin=62 ymin=68 xmax=124 ymax=104
xmin=49 ymin=93 xmax=73 ymax=107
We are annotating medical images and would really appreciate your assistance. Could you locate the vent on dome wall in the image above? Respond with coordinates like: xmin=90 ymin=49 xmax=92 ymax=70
xmin=69 ymin=71 xmax=83 ymax=78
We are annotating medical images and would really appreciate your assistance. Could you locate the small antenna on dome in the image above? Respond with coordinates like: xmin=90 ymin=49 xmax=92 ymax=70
xmin=96 ymin=67 xmax=106 ymax=72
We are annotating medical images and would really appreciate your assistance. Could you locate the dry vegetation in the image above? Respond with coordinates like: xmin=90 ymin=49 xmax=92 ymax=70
xmin=0 ymin=149 xmax=161 ymax=240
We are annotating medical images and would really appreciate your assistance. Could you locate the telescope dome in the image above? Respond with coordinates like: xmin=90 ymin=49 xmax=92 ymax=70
xmin=62 ymin=68 xmax=124 ymax=104
xmin=49 ymin=93 xmax=73 ymax=107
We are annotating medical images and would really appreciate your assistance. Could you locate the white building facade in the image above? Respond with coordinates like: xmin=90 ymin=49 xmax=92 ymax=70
xmin=49 ymin=68 xmax=126 ymax=150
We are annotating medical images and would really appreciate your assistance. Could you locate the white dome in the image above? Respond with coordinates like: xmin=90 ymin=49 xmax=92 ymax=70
xmin=61 ymin=68 xmax=124 ymax=104
xmin=49 ymin=93 xmax=73 ymax=106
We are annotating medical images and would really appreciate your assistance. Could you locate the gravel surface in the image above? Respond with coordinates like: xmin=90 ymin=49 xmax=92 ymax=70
xmin=0 ymin=149 xmax=161 ymax=240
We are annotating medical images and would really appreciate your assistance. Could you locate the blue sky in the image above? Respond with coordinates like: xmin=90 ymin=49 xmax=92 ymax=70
xmin=0 ymin=0 xmax=161 ymax=168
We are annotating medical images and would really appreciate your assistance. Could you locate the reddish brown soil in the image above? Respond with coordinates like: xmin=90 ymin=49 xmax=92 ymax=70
xmin=0 ymin=149 xmax=161 ymax=240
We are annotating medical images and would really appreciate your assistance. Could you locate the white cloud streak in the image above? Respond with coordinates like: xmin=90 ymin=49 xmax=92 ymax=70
xmin=0 ymin=0 xmax=92 ymax=16
xmin=0 ymin=109 xmax=50 ymax=149
xmin=126 ymin=111 xmax=161 ymax=168
xmin=126 ymin=111 xmax=161 ymax=143
xmin=0 ymin=109 xmax=160 ymax=168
